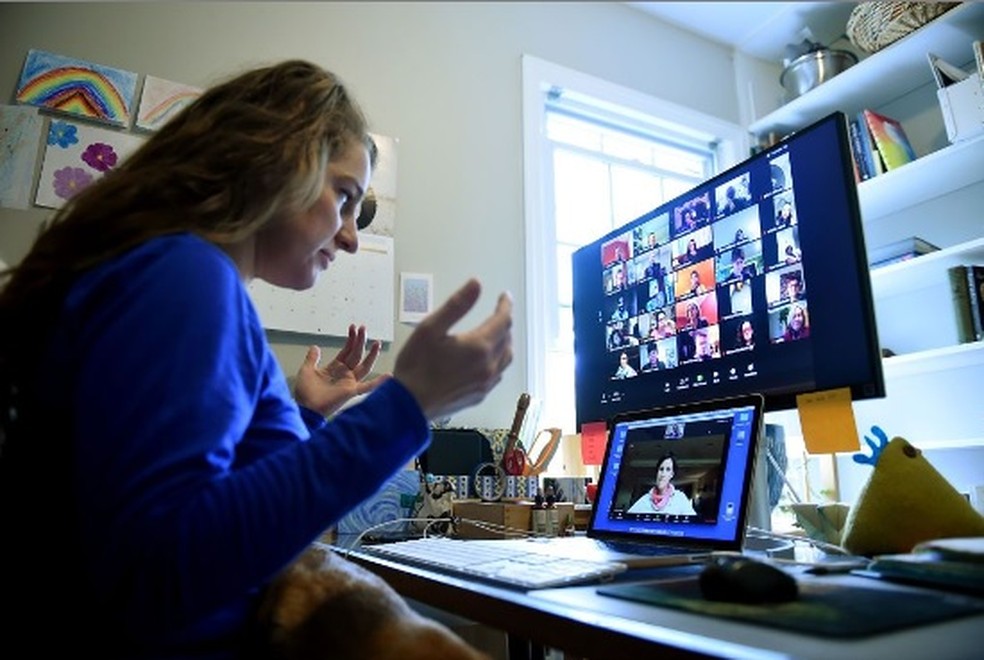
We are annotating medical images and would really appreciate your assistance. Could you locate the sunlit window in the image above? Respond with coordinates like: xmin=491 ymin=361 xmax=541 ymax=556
xmin=522 ymin=56 xmax=746 ymax=434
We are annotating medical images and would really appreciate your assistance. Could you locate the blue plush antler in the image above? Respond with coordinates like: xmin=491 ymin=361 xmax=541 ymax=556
xmin=852 ymin=425 xmax=889 ymax=466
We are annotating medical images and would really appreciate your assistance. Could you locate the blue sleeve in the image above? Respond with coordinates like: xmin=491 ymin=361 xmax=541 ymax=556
xmin=64 ymin=236 xmax=429 ymax=637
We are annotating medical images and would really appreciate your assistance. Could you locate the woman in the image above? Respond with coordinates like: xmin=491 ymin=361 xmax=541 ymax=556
xmin=678 ymin=237 xmax=699 ymax=266
xmin=734 ymin=319 xmax=755 ymax=350
xmin=0 ymin=60 xmax=512 ymax=657
xmin=626 ymin=452 xmax=696 ymax=515
xmin=783 ymin=303 xmax=810 ymax=341
xmin=685 ymin=301 xmax=709 ymax=330
xmin=689 ymin=269 xmax=707 ymax=296
xmin=613 ymin=351 xmax=638 ymax=379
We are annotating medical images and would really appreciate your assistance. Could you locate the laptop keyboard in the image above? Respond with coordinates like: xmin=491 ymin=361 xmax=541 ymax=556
xmin=364 ymin=537 xmax=628 ymax=589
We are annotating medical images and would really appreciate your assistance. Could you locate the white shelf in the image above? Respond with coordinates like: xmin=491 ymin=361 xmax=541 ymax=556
xmin=743 ymin=2 xmax=984 ymax=463
xmin=881 ymin=340 xmax=984 ymax=379
xmin=858 ymin=135 xmax=984 ymax=222
xmin=870 ymin=236 xmax=984 ymax=298
xmin=749 ymin=2 xmax=984 ymax=137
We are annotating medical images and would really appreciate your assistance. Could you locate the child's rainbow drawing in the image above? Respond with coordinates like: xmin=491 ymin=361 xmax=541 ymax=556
xmin=15 ymin=49 xmax=138 ymax=127
xmin=135 ymin=76 xmax=203 ymax=132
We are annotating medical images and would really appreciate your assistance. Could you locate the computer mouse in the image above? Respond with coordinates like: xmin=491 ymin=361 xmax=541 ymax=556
xmin=699 ymin=555 xmax=798 ymax=604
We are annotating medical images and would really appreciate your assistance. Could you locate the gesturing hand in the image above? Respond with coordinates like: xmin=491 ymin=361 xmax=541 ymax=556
xmin=293 ymin=324 xmax=390 ymax=417
xmin=394 ymin=278 xmax=513 ymax=420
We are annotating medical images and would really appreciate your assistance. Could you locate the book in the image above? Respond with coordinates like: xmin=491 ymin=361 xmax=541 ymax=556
xmin=916 ymin=536 xmax=984 ymax=563
xmin=854 ymin=110 xmax=880 ymax=179
xmin=847 ymin=118 xmax=869 ymax=182
xmin=870 ymin=253 xmax=922 ymax=269
xmin=863 ymin=109 xmax=918 ymax=171
xmin=948 ymin=265 xmax=975 ymax=343
xmin=967 ymin=265 xmax=984 ymax=342
xmin=868 ymin=236 xmax=939 ymax=268
xmin=863 ymin=550 xmax=984 ymax=595
xmin=862 ymin=537 xmax=984 ymax=595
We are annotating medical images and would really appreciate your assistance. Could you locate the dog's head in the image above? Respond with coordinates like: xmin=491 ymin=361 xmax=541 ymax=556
xmin=258 ymin=544 xmax=490 ymax=660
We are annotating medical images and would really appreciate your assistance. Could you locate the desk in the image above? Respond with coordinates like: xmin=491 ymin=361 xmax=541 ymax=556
xmin=333 ymin=538 xmax=984 ymax=660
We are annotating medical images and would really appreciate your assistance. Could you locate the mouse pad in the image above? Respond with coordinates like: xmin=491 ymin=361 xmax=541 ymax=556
xmin=597 ymin=578 xmax=984 ymax=637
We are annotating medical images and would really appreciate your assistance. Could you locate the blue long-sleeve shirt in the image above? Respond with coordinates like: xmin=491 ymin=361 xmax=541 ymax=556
xmin=0 ymin=233 xmax=429 ymax=657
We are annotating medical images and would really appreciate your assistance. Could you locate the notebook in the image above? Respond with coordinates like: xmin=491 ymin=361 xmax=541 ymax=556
xmin=367 ymin=393 xmax=764 ymax=582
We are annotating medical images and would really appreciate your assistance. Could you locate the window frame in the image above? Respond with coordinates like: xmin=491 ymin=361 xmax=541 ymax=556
xmin=521 ymin=55 xmax=749 ymax=433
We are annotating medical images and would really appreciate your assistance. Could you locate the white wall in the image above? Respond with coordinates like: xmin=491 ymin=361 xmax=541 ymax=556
xmin=0 ymin=1 xmax=754 ymax=427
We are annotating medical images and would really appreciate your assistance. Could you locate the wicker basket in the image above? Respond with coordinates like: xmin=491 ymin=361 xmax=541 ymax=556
xmin=846 ymin=1 xmax=960 ymax=54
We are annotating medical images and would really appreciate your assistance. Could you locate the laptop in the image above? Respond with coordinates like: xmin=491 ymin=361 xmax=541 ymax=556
xmin=367 ymin=394 xmax=764 ymax=578
xmin=487 ymin=393 xmax=765 ymax=567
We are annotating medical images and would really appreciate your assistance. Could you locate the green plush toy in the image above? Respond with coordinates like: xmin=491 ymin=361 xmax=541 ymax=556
xmin=840 ymin=426 xmax=984 ymax=556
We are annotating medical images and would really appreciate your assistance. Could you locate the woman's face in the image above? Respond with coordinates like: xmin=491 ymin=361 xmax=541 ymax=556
xmin=254 ymin=139 xmax=371 ymax=290
xmin=656 ymin=457 xmax=675 ymax=490
xmin=790 ymin=306 xmax=805 ymax=328
xmin=741 ymin=321 xmax=754 ymax=343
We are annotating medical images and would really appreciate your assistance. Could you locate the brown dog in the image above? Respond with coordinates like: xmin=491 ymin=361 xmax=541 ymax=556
xmin=257 ymin=542 xmax=491 ymax=660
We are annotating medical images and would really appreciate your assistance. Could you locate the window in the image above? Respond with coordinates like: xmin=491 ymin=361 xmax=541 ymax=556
xmin=522 ymin=56 xmax=747 ymax=433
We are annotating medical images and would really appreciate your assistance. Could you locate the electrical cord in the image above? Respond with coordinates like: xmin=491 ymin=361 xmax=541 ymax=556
xmin=746 ymin=525 xmax=851 ymax=556
xmin=337 ymin=514 xmax=560 ymax=558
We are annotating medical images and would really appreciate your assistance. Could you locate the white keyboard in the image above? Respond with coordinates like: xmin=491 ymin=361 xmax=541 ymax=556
xmin=365 ymin=537 xmax=627 ymax=589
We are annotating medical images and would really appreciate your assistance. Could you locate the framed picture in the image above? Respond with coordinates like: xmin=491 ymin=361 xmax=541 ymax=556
xmin=399 ymin=272 xmax=433 ymax=324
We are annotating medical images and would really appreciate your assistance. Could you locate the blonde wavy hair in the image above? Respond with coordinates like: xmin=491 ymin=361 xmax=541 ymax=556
xmin=0 ymin=60 xmax=376 ymax=438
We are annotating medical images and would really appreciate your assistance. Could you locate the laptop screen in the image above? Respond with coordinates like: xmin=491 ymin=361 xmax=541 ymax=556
xmin=588 ymin=394 xmax=763 ymax=549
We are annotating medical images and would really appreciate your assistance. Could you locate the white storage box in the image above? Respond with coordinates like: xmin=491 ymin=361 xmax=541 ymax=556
xmin=937 ymin=72 xmax=984 ymax=143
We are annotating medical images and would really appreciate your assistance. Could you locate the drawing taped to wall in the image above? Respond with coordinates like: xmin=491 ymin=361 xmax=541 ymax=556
xmin=35 ymin=119 xmax=144 ymax=209
xmin=15 ymin=49 xmax=138 ymax=127
xmin=399 ymin=272 xmax=434 ymax=324
xmin=0 ymin=105 xmax=44 ymax=210
xmin=135 ymin=75 xmax=203 ymax=132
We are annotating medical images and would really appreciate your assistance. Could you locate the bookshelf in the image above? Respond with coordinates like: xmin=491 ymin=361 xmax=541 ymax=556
xmin=748 ymin=2 xmax=984 ymax=138
xmin=752 ymin=3 xmax=984 ymax=458
xmin=870 ymin=236 xmax=984 ymax=299
xmin=858 ymin=134 xmax=984 ymax=220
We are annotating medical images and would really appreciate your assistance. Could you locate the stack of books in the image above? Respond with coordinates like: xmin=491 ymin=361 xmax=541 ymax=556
xmin=859 ymin=537 xmax=984 ymax=596
xmin=848 ymin=109 xmax=919 ymax=182
xmin=948 ymin=264 xmax=984 ymax=343
xmin=868 ymin=236 xmax=939 ymax=269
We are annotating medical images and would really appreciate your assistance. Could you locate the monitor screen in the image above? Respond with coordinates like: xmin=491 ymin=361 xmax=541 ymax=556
xmin=571 ymin=112 xmax=883 ymax=429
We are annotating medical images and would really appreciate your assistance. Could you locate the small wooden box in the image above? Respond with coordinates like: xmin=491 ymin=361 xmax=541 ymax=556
xmin=453 ymin=499 xmax=574 ymax=539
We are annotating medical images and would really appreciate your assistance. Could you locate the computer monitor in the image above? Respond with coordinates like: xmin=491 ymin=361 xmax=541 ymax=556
xmin=571 ymin=112 xmax=884 ymax=430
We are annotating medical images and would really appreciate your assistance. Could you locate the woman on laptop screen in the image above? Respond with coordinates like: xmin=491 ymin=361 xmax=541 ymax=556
xmin=626 ymin=451 xmax=696 ymax=515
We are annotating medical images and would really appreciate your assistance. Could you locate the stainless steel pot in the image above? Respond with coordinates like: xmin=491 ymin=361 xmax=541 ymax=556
xmin=780 ymin=48 xmax=858 ymax=99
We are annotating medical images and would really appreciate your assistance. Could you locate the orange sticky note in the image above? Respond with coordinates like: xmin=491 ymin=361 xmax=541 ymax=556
xmin=796 ymin=387 xmax=861 ymax=454
xmin=579 ymin=421 xmax=608 ymax=466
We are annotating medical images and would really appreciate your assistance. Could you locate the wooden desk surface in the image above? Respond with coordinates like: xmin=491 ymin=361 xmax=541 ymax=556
xmin=334 ymin=540 xmax=984 ymax=660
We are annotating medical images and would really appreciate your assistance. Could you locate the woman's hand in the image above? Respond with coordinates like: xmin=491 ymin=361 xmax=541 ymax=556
xmin=293 ymin=324 xmax=390 ymax=417
xmin=394 ymin=278 xmax=513 ymax=420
